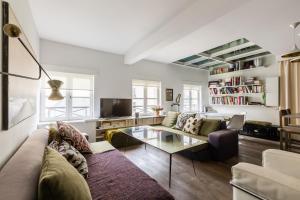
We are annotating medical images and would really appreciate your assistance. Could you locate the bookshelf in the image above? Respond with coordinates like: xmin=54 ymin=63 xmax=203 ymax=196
xmin=208 ymin=76 xmax=264 ymax=106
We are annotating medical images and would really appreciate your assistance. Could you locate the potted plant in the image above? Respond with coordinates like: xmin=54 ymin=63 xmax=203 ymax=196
xmin=152 ymin=106 xmax=163 ymax=116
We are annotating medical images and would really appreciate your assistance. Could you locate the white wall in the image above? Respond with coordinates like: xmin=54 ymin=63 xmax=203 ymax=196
xmin=40 ymin=39 xmax=209 ymax=118
xmin=0 ymin=0 xmax=40 ymax=168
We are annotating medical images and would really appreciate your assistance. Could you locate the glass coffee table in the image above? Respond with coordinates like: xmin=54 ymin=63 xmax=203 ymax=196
xmin=119 ymin=126 xmax=208 ymax=187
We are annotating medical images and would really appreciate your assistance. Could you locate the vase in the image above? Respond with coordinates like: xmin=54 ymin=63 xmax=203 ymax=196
xmin=155 ymin=110 xmax=160 ymax=116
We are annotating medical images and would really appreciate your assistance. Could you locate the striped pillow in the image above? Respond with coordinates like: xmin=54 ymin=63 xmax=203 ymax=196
xmin=162 ymin=111 xmax=179 ymax=127
xmin=49 ymin=140 xmax=88 ymax=178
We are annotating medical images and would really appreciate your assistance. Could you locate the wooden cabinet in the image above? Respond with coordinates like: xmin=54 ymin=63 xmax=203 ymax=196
xmin=95 ymin=116 xmax=165 ymax=142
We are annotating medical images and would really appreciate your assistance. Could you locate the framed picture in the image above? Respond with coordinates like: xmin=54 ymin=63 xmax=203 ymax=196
xmin=166 ymin=88 xmax=173 ymax=101
xmin=1 ymin=1 xmax=39 ymax=130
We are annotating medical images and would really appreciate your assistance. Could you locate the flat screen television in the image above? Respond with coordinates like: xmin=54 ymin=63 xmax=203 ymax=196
xmin=100 ymin=98 xmax=132 ymax=118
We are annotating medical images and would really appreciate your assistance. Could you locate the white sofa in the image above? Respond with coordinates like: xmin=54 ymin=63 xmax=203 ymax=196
xmin=231 ymin=149 xmax=300 ymax=200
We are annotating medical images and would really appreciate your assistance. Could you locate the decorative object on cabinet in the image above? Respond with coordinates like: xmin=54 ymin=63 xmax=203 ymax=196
xmin=152 ymin=106 xmax=163 ymax=116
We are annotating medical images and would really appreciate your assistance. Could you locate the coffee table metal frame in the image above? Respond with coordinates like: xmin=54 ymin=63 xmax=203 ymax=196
xmin=119 ymin=126 xmax=207 ymax=187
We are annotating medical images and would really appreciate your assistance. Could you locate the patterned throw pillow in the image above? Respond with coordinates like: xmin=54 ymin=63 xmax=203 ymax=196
xmin=174 ymin=113 xmax=196 ymax=130
xmin=57 ymin=121 xmax=92 ymax=154
xmin=183 ymin=117 xmax=203 ymax=135
xmin=49 ymin=140 xmax=89 ymax=178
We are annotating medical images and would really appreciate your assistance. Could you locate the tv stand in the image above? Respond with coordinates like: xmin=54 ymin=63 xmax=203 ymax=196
xmin=96 ymin=115 xmax=165 ymax=141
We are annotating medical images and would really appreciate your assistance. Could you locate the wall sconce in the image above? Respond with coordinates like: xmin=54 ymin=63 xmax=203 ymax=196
xmin=281 ymin=22 xmax=300 ymax=62
xmin=1 ymin=23 xmax=64 ymax=100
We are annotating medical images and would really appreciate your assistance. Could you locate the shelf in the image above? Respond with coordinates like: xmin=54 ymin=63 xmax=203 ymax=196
xmin=209 ymin=66 xmax=266 ymax=77
xmin=209 ymin=84 xmax=262 ymax=89
xmin=210 ymin=104 xmax=265 ymax=107
xmin=96 ymin=135 xmax=104 ymax=139
xmin=209 ymin=93 xmax=263 ymax=97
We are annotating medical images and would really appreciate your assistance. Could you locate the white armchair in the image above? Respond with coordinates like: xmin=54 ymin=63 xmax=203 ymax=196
xmin=231 ymin=149 xmax=300 ymax=200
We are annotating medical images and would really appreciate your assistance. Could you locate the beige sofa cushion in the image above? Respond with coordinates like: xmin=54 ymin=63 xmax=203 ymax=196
xmin=161 ymin=111 xmax=179 ymax=127
xmin=0 ymin=129 xmax=49 ymax=200
xmin=90 ymin=141 xmax=115 ymax=154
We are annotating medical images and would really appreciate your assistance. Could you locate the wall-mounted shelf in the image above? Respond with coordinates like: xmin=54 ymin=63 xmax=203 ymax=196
xmin=209 ymin=66 xmax=267 ymax=77
xmin=209 ymin=93 xmax=263 ymax=97
xmin=209 ymin=104 xmax=266 ymax=107
xmin=209 ymin=84 xmax=262 ymax=88
xmin=209 ymin=75 xmax=264 ymax=106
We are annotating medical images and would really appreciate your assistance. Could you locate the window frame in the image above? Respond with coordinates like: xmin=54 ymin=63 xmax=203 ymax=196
xmin=39 ymin=71 xmax=94 ymax=122
xmin=132 ymin=80 xmax=161 ymax=115
xmin=183 ymin=84 xmax=202 ymax=112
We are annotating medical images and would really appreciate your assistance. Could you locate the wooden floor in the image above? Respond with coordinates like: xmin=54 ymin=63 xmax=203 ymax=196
xmin=120 ymin=136 xmax=279 ymax=200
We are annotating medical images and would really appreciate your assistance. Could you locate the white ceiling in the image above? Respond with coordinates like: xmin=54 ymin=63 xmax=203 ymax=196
xmin=29 ymin=0 xmax=300 ymax=64
xmin=28 ymin=0 xmax=195 ymax=55
xmin=149 ymin=0 xmax=300 ymax=63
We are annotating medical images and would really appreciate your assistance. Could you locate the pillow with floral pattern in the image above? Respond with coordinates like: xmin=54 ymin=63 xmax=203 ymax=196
xmin=183 ymin=117 xmax=203 ymax=135
xmin=57 ymin=121 xmax=92 ymax=154
xmin=174 ymin=113 xmax=196 ymax=130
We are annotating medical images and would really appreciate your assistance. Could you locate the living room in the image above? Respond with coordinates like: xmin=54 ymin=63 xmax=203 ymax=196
xmin=1 ymin=0 xmax=300 ymax=200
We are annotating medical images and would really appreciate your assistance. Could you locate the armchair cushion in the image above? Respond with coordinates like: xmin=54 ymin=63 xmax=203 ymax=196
xmin=263 ymin=149 xmax=300 ymax=179
xmin=232 ymin=162 xmax=300 ymax=200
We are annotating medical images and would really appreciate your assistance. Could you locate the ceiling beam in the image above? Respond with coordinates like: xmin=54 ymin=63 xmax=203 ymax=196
xmin=198 ymin=52 xmax=232 ymax=64
xmin=124 ymin=0 xmax=249 ymax=64
xmin=184 ymin=56 xmax=208 ymax=65
xmin=210 ymin=42 xmax=256 ymax=58
xmin=225 ymin=49 xmax=266 ymax=61
xmin=197 ymin=60 xmax=224 ymax=69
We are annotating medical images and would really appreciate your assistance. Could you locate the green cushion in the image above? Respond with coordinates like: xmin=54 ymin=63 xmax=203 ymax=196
xmin=48 ymin=128 xmax=61 ymax=144
xmin=245 ymin=120 xmax=272 ymax=126
xmin=38 ymin=147 xmax=92 ymax=200
xmin=162 ymin=111 xmax=179 ymax=127
xmin=199 ymin=119 xmax=221 ymax=136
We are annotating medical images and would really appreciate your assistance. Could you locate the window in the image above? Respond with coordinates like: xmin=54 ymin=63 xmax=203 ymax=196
xmin=132 ymin=80 xmax=161 ymax=115
xmin=40 ymin=71 xmax=94 ymax=121
xmin=183 ymin=84 xmax=202 ymax=112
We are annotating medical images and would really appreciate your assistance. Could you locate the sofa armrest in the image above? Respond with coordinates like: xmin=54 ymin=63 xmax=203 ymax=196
xmin=263 ymin=149 xmax=300 ymax=179
xmin=208 ymin=129 xmax=238 ymax=147
xmin=232 ymin=163 xmax=300 ymax=200
xmin=81 ymin=132 xmax=89 ymax=141
xmin=208 ymin=129 xmax=238 ymax=161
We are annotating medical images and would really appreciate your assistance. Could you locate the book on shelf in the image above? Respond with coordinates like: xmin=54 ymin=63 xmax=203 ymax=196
xmin=209 ymin=85 xmax=263 ymax=95
xmin=210 ymin=66 xmax=230 ymax=75
xmin=208 ymin=80 xmax=220 ymax=88
xmin=211 ymin=96 xmax=248 ymax=105
xmin=224 ymin=76 xmax=243 ymax=86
